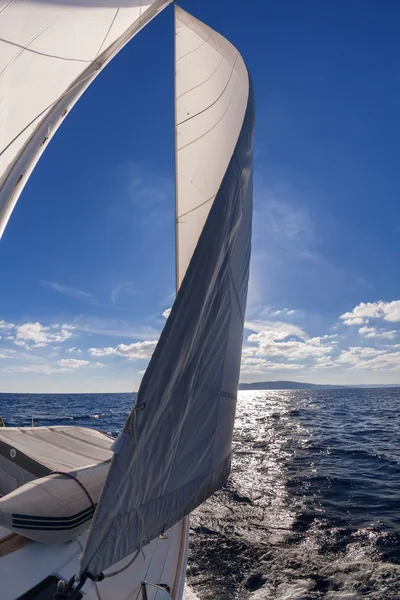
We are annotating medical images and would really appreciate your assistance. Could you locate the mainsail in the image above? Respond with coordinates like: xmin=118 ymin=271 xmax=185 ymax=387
xmin=79 ymin=5 xmax=255 ymax=578
xmin=0 ymin=0 xmax=172 ymax=239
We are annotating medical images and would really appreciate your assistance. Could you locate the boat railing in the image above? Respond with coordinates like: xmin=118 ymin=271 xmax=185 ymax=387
xmin=141 ymin=581 xmax=172 ymax=599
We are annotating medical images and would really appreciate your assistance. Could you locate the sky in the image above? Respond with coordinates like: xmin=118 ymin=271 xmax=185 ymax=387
xmin=1 ymin=0 xmax=400 ymax=392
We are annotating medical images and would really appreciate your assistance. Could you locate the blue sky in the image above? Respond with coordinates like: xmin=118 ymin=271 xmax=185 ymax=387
xmin=1 ymin=0 xmax=400 ymax=392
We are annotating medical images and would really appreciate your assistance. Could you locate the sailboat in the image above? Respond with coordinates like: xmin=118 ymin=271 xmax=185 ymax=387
xmin=0 ymin=1 xmax=255 ymax=599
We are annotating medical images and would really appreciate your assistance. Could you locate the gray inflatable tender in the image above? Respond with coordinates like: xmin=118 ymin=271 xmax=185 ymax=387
xmin=0 ymin=461 xmax=110 ymax=543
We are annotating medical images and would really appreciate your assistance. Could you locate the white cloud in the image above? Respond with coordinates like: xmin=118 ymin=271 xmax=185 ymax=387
xmin=58 ymin=359 xmax=90 ymax=369
xmin=4 ymin=359 xmax=89 ymax=375
xmin=340 ymin=300 xmax=400 ymax=325
xmin=0 ymin=320 xmax=14 ymax=330
xmin=111 ymin=341 xmax=158 ymax=360
xmin=111 ymin=283 xmax=138 ymax=305
xmin=0 ymin=349 xmax=16 ymax=359
xmin=72 ymin=316 xmax=160 ymax=340
xmin=162 ymin=308 xmax=171 ymax=319
xmin=245 ymin=320 xmax=307 ymax=338
xmin=342 ymin=316 xmax=365 ymax=326
xmin=334 ymin=346 xmax=400 ymax=371
xmin=42 ymin=281 xmax=92 ymax=301
xmin=241 ymin=356 xmax=305 ymax=375
xmin=14 ymin=340 xmax=31 ymax=349
xmin=66 ymin=347 xmax=82 ymax=354
xmin=315 ymin=356 xmax=335 ymax=369
xmin=89 ymin=347 xmax=116 ymax=357
xmin=240 ymin=320 xmax=337 ymax=379
xmin=337 ymin=346 xmax=384 ymax=365
xmin=89 ymin=340 xmax=157 ymax=360
xmin=268 ymin=308 xmax=300 ymax=318
xmin=15 ymin=322 xmax=73 ymax=348
xmin=245 ymin=321 xmax=335 ymax=362
xmin=358 ymin=326 xmax=397 ymax=339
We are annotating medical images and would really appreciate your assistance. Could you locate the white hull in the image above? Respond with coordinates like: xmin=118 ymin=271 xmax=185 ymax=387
xmin=0 ymin=518 xmax=189 ymax=600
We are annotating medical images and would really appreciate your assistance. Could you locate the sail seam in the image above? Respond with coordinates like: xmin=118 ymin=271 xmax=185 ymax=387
xmin=178 ymin=195 xmax=213 ymax=220
xmin=177 ymin=78 xmax=239 ymax=153
xmin=0 ymin=38 xmax=92 ymax=64
xmin=0 ymin=9 xmax=68 ymax=78
xmin=0 ymin=0 xmax=14 ymax=17
xmin=0 ymin=68 xmax=98 ymax=159
xmin=177 ymin=53 xmax=239 ymax=127
xmin=228 ymin=265 xmax=244 ymax=327
xmin=220 ymin=391 xmax=237 ymax=402
xmin=176 ymin=57 xmax=224 ymax=101
xmin=178 ymin=8 xmax=238 ymax=70
xmin=176 ymin=34 xmax=210 ymax=63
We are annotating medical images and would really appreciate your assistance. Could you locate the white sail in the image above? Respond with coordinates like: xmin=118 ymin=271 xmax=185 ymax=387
xmin=175 ymin=6 xmax=250 ymax=286
xmin=0 ymin=0 xmax=171 ymax=238
xmin=78 ymin=5 xmax=255 ymax=579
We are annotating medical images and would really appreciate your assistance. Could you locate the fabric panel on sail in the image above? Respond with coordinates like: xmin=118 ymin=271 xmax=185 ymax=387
xmin=0 ymin=0 xmax=171 ymax=238
xmin=175 ymin=6 xmax=249 ymax=286
xmin=79 ymin=68 xmax=255 ymax=582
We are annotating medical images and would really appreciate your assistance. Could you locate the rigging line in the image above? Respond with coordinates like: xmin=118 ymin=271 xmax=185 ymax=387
xmin=0 ymin=68 xmax=99 ymax=159
xmin=77 ymin=539 xmax=104 ymax=600
xmin=95 ymin=9 xmax=120 ymax=59
xmin=49 ymin=471 xmax=95 ymax=509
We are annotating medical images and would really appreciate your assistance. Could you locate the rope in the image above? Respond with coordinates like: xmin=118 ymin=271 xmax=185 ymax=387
xmin=49 ymin=471 xmax=95 ymax=508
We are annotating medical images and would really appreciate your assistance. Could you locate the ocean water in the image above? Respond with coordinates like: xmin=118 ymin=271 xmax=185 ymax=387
xmin=0 ymin=388 xmax=399 ymax=599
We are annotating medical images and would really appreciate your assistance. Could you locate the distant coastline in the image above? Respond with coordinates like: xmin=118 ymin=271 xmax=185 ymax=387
xmin=238 ymin=380 xmax=400 ymax=390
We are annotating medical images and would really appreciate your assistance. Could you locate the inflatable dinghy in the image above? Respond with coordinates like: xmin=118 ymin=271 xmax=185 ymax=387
xmin=0 ymin=461 xmax=110 ymax=543
xmin=0 ymin=426 xmax=113 ymax=543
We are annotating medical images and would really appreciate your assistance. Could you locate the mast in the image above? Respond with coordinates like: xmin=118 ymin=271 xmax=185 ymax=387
xmin=174 ymin=1 xmax=180 ymax=294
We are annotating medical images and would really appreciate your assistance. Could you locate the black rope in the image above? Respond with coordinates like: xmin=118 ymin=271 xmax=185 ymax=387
xmin=49 ymin=471 xmax=95 ymax=508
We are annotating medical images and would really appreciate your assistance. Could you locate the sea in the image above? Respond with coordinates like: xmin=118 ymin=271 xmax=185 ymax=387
xmin=0 ymin=388 xmax=399 ymax=600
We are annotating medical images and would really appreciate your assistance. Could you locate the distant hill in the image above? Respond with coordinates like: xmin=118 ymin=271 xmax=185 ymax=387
xmin=238 ymin=381 xmax=339 ymax=390
xmin=238 ymin=381 xmax=400 ymax=390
